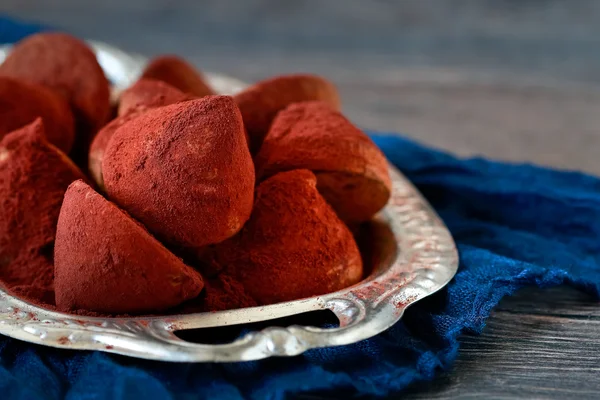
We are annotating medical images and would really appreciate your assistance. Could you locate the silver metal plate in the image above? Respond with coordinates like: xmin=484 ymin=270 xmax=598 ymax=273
xmin=0 ymin=41 xmax=458 ymax=362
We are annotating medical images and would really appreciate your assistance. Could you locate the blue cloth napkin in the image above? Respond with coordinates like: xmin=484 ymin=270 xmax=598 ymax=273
xmin=1 ymin=15 xmax=599 ymax=400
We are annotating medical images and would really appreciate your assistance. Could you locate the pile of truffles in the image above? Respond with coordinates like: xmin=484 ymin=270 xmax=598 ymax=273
xmin=0 ymin=33 xmax=391 ymax=315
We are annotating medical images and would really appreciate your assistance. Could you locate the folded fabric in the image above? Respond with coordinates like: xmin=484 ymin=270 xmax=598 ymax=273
xmin=1 ymin=15 xmax=599 ymax=400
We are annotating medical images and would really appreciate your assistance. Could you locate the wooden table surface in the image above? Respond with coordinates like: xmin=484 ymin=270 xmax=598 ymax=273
xmin=3 ymin=1 xmax=600 ymax=398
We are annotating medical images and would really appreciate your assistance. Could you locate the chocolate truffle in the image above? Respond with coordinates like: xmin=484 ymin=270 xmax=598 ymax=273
xmin=0 ymin=119 xmax=85 ymax=304
xmin=255 ymin=101 xmax=391 ymax=222
xmin=92 ymin=79 xmax=197 ymax=190
xmin=204 ymin=169 xmax=363 ymax=305
xmin=88 ymin=110 xmax=145 ymax=190
xmin=54 ymin=180 xmax=204 ymax=314
xmin=234 ymin=74 xmax=340 ymax=153
xmin=0 ymin=76 xmax=75 ymax=153
xmin=103 ymin=96 xmax=255 ymax=255
xmin=117 ymin=78 xmax=195 ymax=117
xmin=0 ymin=32 xmax=111 ymax=131
xmin=141 ymin=55 xmax=214 ymax=98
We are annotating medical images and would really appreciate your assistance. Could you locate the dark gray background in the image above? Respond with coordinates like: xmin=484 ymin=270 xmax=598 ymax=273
xmin=2 ymin=1 xmax=599 ymax=398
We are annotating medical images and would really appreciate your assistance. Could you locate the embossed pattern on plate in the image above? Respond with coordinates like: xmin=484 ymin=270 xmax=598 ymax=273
xmin=0 ymin=41 xmax=458 ymax=362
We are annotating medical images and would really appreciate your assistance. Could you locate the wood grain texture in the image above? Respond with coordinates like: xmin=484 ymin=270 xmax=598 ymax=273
xmin=403 ymin=288 xmax=600 ymax=399
xmin=1 ymin=1 xmax=599 ymax=398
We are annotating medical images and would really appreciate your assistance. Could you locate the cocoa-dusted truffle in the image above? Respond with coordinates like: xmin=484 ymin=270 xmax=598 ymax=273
xmin=204 ymin=169 xmax=363 ymax=305
xmin=255 ymin=101 xmax=391 ymax=222
xmin=0 ymin=119 xmax=85 ymax=305
xmin=88 ymin=110 xmax=145 ymax=190
xmin=103 ymin=96 xmax=255 ymax=255
xmin=54 ymin=180 xmax=204 ymax=314
xmin=141 ymin=55 xmax=214 ymax=98
xmin=0 ymin=33 xmax=110 ymax=131
xmin=117 ymin=78 xmax=195 ymax=117
xmin=92 ymin=79 xmax=196 ymax=190
xmin=0 ymin=76 xmax=75 ymax=153
xmin=234 ymin=74 xmax=340 ymax=153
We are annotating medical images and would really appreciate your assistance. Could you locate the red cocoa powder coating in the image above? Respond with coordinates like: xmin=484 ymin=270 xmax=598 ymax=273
xmin=233 ymin=74 xmax=340 ymax=153
xmin=117 ymin=78 xmax=195 ymax=117
xmin=103 ymin=96 xmax=255 ymax=255
xmin=54 ymin=180 xmax=204 ymax=314
xmin=0 ymin=77 xmax=75 ymax=153
xmin=179 ymin=273 xmax=257 ymax=313
xmin=141 ymin=55 xmax=215 ymax=98
xmin=204 ymin=169 xmax=363 ymax=305
xmin=255 ymin=101 xmax=391 ymax=222
xmin=0 ymin=33 xmax=111 ymax=131
xmin=200 ymin=274 xmax=257 ymax=311
xmin=88 ymin=109 xmax=146 ymax=190
xmin=0 ymin=120 xmax=85 ymax=306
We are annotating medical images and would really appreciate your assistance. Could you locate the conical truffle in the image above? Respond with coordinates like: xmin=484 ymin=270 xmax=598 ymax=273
xmin=141 ymin=55 xmax=214 ymax=98
xmin=92 ymin=79 xmax=196 ymax=190
xmin=103 ymin=96 xmax=255 ymax=255
xmin=0 ymin=76 xmax=75 ymax=153
xmin=117 ymin=78 xmax=195 ymax=117
xmin=0 ymin=33 xmax=110 ymax=131
xmin=54 ymin=180 xmax=204 ymax=314
xmin=234 ymin=74 xmax=340 ymax=153
xmin=255 ymin=101 xmax=391 ymax=222
xmin=204 ymin=170 xmax=363 ymax=305
xmin=0 ymin=119 xmax=85 ymax=304
xmin=88 ymin=110 xmax=145 ymax=190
